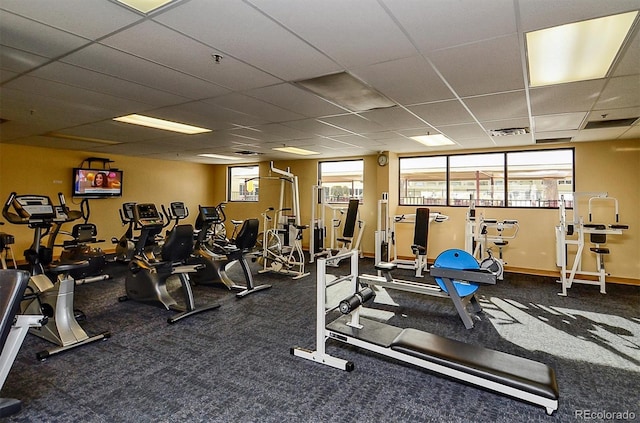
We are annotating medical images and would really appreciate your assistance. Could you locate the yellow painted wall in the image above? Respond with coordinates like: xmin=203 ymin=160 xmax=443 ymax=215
xmin=1 ymin=138 xmax=638 ymax=282
xmin=0 ymin=144 xmax=218 ymax=258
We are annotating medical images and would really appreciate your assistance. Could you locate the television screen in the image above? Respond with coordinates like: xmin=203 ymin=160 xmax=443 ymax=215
xmin=73 ymin=168 xmax=123 ymax=198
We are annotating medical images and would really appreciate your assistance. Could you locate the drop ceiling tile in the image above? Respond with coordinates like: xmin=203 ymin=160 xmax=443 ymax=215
xmin=3 ymin=134 xmax=113 ymax=151
xmin=318 ymin=114 xmax=385 ymax=134
xmin=58 ymin=121 xmax=174 ymax=143
xmin=244 ymin=83 xmax=346 ymax=118
xmin=437 ymin=123 xmax=489 ymax=140
xmin=352 ymin=55 xmax=455 ymax=105
xmin=572 ymin=127 xmax=629 ymax=142
xmin=282 ymin=119 xmax=353 ymax=137
xmin=1 ymin=0 xmax=141 ymax=39
xmin=533 ymin=113 xmax=587 ymax=132
xmin=463 ymin=91 xmax=529 ymax=121
xmin=586 ymin=107 xmax=640 ymax=122
xmin=595 ymin=75 xmax=640 ymax=110
xmin=428 ymin=34 xmax=525 ymax=97
xmin=0 ymin=46 xmax=49 ymax=74
xmin=529 ymin=80 xmax=606 ymax=115
xmin=100 ymin=21 xmax=279 ymax=91
xmin=154 ymin=0 xmax=341 ymax=80
xmin=383 ymin=0 xmax=517 ymax=52
xmin=359 ymin=107 xmax=427 ymax=131
xmin=30 ymin=62 xmax=188 ymax=107
xmin=619 ymin=126 xmax=640 ymax=139
xmin=249 ymin=0 xmax=416 ymax=68
xmin=613 ymin=30 xmax=640 ymax=78
xmin=5 ymin=75 xmax=150 ymax=115
xmin=409 ymin=100 xmax=475 ymax=126
xmin=62 ymin=44 xmax=230 ymax=100
xmin=0 ymin=11 xmax=89 ymax=58
xmin=0 ymin=69 xmax=18 ymax=83
xmin=203 ymin=93 xmax=305 ymax=123
xmin=150 ymin=102 xmax=268 ymax=129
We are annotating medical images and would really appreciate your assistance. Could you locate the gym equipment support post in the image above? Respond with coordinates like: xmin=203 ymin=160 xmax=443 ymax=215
xmin=291 ymin=250 xmax=559 ymax=415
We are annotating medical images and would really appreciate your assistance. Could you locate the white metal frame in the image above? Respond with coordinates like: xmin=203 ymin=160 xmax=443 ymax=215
xmin=555 ymin=193 xmax=626 ymax=296
xmin=292 ymin=249 xmax=558 ymax=415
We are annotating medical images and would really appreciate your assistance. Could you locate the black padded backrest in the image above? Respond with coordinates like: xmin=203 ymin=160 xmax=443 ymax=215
xmin=342 ymin=199 xmax=359 ymax=238
xmin=234 ymin=219 xmax=259 ymax=251
xmin=413 ymin=208 xmax=430 ymax=248
xmin=72 ymin=223 xmax=97 ymax=242
xmin=0 ymin=270 xmax=30 ymax=347
xmin=161 ymin=224 xmax=194 ymax=262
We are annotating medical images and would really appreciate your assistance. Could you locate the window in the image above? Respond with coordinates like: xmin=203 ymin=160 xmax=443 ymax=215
xmin=398 ymin=148 xmax=574 ymax=208
xmin=228 ymin=165 xmax=259 ymax=202
xmin=399 ymin=156 xmax=447 ymax=205
xmin=506 ymin=150 xmax=574 ymax=207
xmin=319 ymin=160 xmax=364 ymax=203
xmin=450 ymin=153 xmax=504 ymax=207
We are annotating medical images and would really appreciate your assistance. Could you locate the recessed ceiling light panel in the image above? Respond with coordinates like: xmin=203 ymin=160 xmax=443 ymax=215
xmin=113 ymin=114 xmax=211 ymax=134
xmin=526 ymin=11 xmax=638 ymax=87
xmin=273 ymin=146 xmax=319 ymax=156
xmin=410 ymin=134 xmax=455 ymax=146
xmin=113 ymin=0 xmax=177 ymax=14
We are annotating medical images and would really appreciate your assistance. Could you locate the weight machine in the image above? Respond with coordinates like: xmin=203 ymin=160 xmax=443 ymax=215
xmin=258 ymin=162 xmax=309 ymax=279
xmin=309 ymin=185 xmax=365 ymax=265
xmin=464 ymin=201 xmax=518 ymax=280
xmin=291 ymin=249 xmax=559 ymax=415
xmin=375 ymin=193 xmax=448 ymax=277
xmin=555 ymin=192 xmax=629 ymax=296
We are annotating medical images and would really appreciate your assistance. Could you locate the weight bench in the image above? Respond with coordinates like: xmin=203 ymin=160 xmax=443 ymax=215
xmin=325 ymin=313 xmax=558 ymax=414
xmin=293 ymin=250 xmax=559 ymax=415
xmin=1 ymin=270 xmax=44 ymax=417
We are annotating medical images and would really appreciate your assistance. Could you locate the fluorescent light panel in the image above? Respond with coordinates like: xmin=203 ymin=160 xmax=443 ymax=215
xmin=198 ymin=154 xmax=241 ymax=160
xmin=526 ymin=11 xmax=638 ymax=87
xmin=114 ymin=0 xmax=175 ymax=13
xmin=410 ymin=134 xmax=455 ymax=146
xmin=273 ymin=146 xmax=319 ymax=155
xmin=113 ymin=114 xmax=211 ymax=134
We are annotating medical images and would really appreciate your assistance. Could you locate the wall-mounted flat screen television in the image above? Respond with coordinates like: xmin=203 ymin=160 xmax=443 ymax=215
xmin=72 ymin=168 xmax=123 ymax=198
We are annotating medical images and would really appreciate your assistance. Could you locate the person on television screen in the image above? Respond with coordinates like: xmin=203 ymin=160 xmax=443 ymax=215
xmin=92 ymin=171 xmax=109 ymax=188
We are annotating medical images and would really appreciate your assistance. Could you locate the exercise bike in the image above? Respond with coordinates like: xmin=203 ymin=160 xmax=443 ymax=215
xmin=190 ymin=205 xmax=271 ymax=297
xmin=119 ymin=203 xmax=220 ymax=323
xmin=2 ymin=192 xmax=110 ymax=360
xmin=46 ymin=195 xmax=110 ymax=284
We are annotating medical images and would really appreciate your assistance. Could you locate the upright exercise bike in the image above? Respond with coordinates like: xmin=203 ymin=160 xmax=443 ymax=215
xmin=2 ymin=192 xmax=110 ymax=360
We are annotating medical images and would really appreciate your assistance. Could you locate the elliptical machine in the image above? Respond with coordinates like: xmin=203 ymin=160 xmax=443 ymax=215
xmin=119 ymin=203 xmax=220 ymax=323
xmin=2 ymin=192 xmax=110 ymax=360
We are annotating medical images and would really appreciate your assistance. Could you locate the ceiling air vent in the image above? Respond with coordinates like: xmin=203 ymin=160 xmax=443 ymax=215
xmin=584 ymin=117 xmax=639 ymax=129
xmin=235 ymin=150 xmax=263 ymax=156
xmin=489 ymin=127 xmax=529 ymax=137
xmin=536 ymin=137 xmax=572 ymax=144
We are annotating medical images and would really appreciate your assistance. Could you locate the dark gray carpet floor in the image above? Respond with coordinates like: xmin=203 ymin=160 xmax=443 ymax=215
xmin=2 ymin=255 xmax=639 ymax=422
